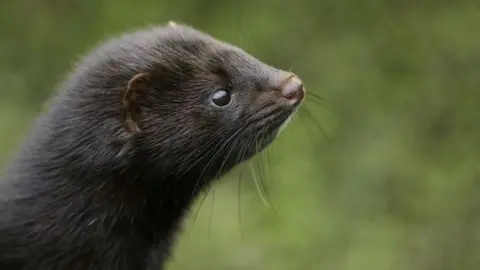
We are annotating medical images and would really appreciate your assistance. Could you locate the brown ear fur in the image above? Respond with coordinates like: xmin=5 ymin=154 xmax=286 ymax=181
xmin=121 ymin=73 xmax=150 ymax=134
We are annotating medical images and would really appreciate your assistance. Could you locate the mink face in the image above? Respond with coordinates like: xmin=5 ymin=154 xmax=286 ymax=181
xmin=59 ymin=23 xmax=305 ymax=184
xmin=86 ymin=23 xmax=306 ymax=183
xmin=0 ymin=23 xmax=304 ymax=270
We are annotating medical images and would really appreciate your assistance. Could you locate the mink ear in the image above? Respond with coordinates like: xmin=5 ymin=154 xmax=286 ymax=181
xmin=121 ymin=73 xmax=150 ymax=134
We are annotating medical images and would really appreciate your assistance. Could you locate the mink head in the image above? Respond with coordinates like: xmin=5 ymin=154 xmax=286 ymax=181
xmin=65 ymin=22 xmax=305 ymax=182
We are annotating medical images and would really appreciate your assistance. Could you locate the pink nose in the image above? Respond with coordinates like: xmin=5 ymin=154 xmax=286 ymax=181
xmin=281 ymin=75 xmax=305 ymax=104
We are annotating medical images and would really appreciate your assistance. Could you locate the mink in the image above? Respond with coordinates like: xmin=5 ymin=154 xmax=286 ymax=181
xmin=0 ymin=22 xmax=305 ymax=270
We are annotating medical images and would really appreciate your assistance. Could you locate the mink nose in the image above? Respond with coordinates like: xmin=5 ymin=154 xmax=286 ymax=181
xmin=281 ymin=75 xmax=305 ymax=105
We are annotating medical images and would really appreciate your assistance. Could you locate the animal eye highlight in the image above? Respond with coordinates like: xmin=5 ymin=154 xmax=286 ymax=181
xmin=211 ymin=88 xmax=232 ymax=107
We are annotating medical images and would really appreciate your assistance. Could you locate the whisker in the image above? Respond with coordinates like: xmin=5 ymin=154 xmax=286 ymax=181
xmin=191 ymin=128 xmax=242 ymax=198
xmin=228 ymin=135 xmax=249 ymax=239
xmin=208 ymin=186 xmax=216 ymax=237
xmin=204 ymin=133 xmax=241 ymax=236
xmin=214 ymin=130 xmax=241 ymax=179
xmin=249 ymin=163 xmax=272 ymax=209
xmin=190 ymin=182 xmax=213 ymax=230
xmin=167 ymin=131 xmax=226 ymax=188
xmin=297 ymin=107 xmax=322 ymax=144
xmin=237 ymin=171 xmax=244 ymax=240
xmin=189 ymin=145 xmax=221 ymax=197
xmin=300 ymin=107 xmax=328 ymax=141
xmin=306 ymin=91 xmax=328 ymax=101
xmin=305 ymin=93 xmax=334 ymax=112
xmin=188 ymin=129 xmax=241 ymax=229
xmin=255 ymin=139 xmax=266 ymax=193
xmin=265 ymin=147 xmax=272 ymax=181
xmin=264 ymin=147 xmax=276 ymax=212
xmin=258 ymin=136 xmax=270 ymax=205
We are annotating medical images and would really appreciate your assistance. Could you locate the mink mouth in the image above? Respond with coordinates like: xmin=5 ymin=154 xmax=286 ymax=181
xmin=242 ymin=104 xmax=297 ymax=152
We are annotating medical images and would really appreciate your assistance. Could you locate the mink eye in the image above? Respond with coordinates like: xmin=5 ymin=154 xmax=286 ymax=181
xmin=211 ymin=88 xmax=232 ymax=107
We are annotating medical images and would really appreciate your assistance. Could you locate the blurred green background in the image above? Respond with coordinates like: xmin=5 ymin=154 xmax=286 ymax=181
xmin=1 ymin=0 xmax=480 ymax=269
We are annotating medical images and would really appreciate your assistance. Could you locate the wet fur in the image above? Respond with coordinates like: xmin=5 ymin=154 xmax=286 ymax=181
xmin=0 ymin=23 xmax=300 ymax=270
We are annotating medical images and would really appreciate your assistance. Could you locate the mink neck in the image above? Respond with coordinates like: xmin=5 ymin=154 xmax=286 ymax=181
xmin=9 ymin=126 xmax=216 ymax=251
xmin=72 ymin=151 xmax=213 ymax=236
xmin=70 ymin=151 xmax=216 ymax=252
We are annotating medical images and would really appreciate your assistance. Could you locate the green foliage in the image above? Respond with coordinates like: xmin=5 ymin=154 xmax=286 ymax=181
xmin=1 ymin=0 xmax=479 ymax=269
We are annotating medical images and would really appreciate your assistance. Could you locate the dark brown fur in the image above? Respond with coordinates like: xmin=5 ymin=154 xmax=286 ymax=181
xmin=0 ymin=23 xmax=304 ymax=270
